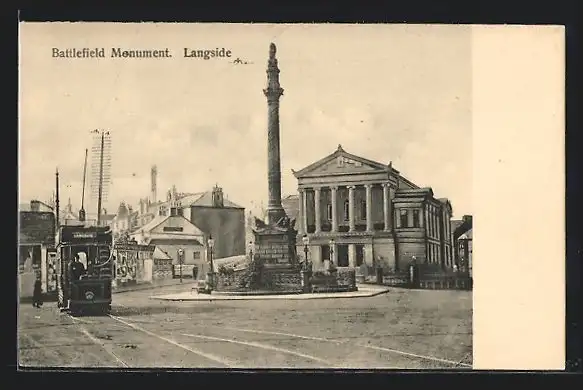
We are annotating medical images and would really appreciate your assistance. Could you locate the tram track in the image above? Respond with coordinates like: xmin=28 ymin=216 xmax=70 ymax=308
xmin=35 ymin=306 xmax=471 ymax=369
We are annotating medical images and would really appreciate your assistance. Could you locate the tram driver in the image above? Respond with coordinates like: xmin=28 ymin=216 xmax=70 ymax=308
xmin=70 ymin=253 xmax=87 ymax=280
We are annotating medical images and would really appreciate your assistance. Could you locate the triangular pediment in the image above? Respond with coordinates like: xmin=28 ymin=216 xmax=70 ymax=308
xmin=293 ymin=145 xmax=390 ymax=178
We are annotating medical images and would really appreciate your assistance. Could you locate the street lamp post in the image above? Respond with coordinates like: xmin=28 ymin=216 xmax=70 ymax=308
xmin=178 ymin=248 xmax=184 ymax=283
xmin=207 ymin=236 xmax=215 ymax=290
xmin=329 ymin=238 xmax=335 ymax=265
xmin=302 ymin=234 xmax=310 ymax=271
xmin=301 ymin=234 xmax=311 ymax=293
xmin=248 ymin=241 xmax=254 ymax=260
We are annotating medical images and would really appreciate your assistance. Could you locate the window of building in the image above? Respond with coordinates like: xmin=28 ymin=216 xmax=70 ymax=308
xmin=413 ymin=210 xmax=420 ymax=228
xmin=193 ymin=252 xmax=201 ymax=260
xmin=400 ymin=209 xmax=408 ymax=228
xmin=360 ymin=200 xmax=367 ymax=220
xmin=327 ymin=204 xmax=332 ymax=221
xmin=344 ymin=200 xmax=350 ymax=221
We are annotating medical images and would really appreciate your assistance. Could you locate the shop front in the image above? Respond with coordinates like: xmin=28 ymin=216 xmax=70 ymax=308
xmin=18 ymin=211 xmax=55 ymax=299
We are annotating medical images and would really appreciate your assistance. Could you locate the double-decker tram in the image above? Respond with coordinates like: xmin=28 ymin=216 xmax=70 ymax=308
xmin=56 ymin=225 xmax=113 ymax=315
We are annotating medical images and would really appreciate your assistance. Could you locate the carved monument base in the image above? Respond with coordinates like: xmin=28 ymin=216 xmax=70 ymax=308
xmin=251 ymin=216 xmax=302 ymax=292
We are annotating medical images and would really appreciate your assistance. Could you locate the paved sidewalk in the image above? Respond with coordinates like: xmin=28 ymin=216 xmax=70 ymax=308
xmin=149 ymin=284 xmax=390 ymax=301
xmin=114 ymin=279 xmax=196 ymax=294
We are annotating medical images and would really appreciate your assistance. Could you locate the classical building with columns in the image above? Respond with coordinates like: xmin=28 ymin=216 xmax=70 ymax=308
xmin=292 ymin=145 xmax=454 ymax=273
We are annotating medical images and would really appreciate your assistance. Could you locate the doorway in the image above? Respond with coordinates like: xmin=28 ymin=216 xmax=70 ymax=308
xmin=321 ymin=245 xmax=330 ymax=262
xmin=337 ymin=244 xmax=349 ymax=267
xmin=356 ymin=244 xmax=365 ymax=266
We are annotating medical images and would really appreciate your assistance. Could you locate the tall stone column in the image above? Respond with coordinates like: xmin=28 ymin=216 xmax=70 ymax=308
xmin=314 ymin=187 xmax=322 ymax=233
xmin=383 ymin=183 xmax=390 ymax=231
xmin=263 ymin=43 xmax=286 ymax=225
xmin=302 ymin=189 xmax=309 ymax=233
xmin=426 ymin=204 xmax=431 ymax=237
xmin=330 ymin=241 xmax=338 ymax=264
xmin=348 ymin=185 xmax=356 ymax=232
xmin=297 ymin=188 xmax=305 ymax=235
xmin=348 ymin=244 xmax=357 ymax=267
xmin=330 ymin=186 xmax=338 ymax=232
xmin=365 ymin=184 xmax=373 ymax=232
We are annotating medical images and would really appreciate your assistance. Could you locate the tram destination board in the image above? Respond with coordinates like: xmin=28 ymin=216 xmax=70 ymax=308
xmin=60 ymin=226 xmax=112 ymax=244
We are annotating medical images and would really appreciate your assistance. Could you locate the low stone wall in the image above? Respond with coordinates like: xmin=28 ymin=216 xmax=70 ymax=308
xmin=215 ymin=268 xmax=248 ymax=292
xmin=364 ymin=266 xmax=472 ymax=290
xmin=152 ymin=259 xmax=173 ymax=281
xmin=261 ymin=265 xmax=302 ymax=292
xmin=215 ymin=264 xmax=303 ymax=293
xmin=311 ymin=268 xmax=357 ymax=292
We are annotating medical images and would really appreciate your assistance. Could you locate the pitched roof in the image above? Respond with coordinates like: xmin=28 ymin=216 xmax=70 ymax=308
xmin=459 ymin=228 xmax=473 ymax=240
xmin=135 ymin=215 xmax=168 ymax=233
xmin=153 ymin=246 xmax=172 ymax=260
xmin=133 ymin=214 xmax=206 ymax=238
xmin=292 ymin=145 xmax=421 ymax=190
xmin=450 ymin=219 xmax=464 ymax=233
xmin=293 ymin=144 xmax=394 ymax=178
xmin=150 ymin=190 xmax=244 ymax=210
xmin=189 ymin=191 xmax=244 ymax=209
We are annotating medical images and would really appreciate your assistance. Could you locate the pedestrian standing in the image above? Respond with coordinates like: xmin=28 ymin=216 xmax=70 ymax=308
xmin=32 ymin=279 xmax=43 ymax=308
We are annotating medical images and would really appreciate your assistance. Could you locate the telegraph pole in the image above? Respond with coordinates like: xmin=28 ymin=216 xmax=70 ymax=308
xmin=97 ymin=132 xmax=105 ymax=225
xmin=55 ymin=168 xmax=60 ymax=233
xmin=79 ymin=148 xmax=88 ymax=222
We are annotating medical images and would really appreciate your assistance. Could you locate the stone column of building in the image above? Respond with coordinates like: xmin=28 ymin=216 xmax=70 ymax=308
xmin=365 ymin=184 xmax=373 ymax=232
xmin=433 ymin=207 xmax=438 ymax=239
xmin=302 ymin=189 xmax=309 ymax=233
xmin=348 ymin=243 xmax=357 ymax=268
xmin=331 ymin=240 xmax=338 ymax=264
xmin=330 ymin=186 xmax=338 ymax=232
xmin=428 ymin=204 xmax=433 ymax=237
xmin=263 ymin=43 xmax=286 ymax=225
xmin=420 ymin=207 xmax=425 ymax=228
xmin=314 ymin=187 xmax=322 ymax=233
xmin=297 ymin=188 xmax=305 ymax=235
xmin=348 ymin=185 xmax=356 ymax=232
xmin=382 ymin=183 xmax=390 ymax=231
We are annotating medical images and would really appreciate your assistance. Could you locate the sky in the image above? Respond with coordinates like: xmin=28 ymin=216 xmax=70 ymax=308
xmin=19 ymin=23 xmax=472 ymax=219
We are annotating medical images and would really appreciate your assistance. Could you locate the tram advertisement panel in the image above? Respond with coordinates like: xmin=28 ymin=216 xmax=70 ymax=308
xmin=46 ymin=251 xmax=58 ymax=292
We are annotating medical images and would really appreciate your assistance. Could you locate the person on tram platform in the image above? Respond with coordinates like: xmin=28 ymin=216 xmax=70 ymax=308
xmin=70 ymin=253 xmax=87 ymax=280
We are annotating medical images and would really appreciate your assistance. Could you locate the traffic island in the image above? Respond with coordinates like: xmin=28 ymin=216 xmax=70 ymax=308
xmin=149 ymin=284 xmax=389 ymax=302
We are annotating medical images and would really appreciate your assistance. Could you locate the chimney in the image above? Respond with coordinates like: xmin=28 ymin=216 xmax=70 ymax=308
xmin=212 ymin=185 xmax=224 ymax=208
xmin=30 ymin=200 xmax=40 ymax=212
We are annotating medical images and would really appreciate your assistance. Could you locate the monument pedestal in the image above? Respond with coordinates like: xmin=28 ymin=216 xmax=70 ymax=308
xmin=252 ymin=217 xmax=302 ymax=292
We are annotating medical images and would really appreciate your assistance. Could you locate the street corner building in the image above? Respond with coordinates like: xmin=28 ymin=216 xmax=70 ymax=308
xmin=18 ymin=201 xmax=56 ymax=299
xmin=291 ymin=145 xmax=455 ymax=277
